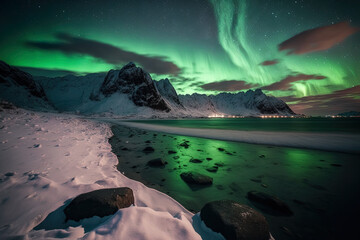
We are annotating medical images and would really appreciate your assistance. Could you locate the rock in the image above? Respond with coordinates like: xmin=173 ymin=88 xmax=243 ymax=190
xmin=218 ymin=148 xmax=225 ymax=152
xmin=121 ymin=147 xmax=128 ymax=151
xmin=142 ymin=146 xmax=155 ymax=153
xmin=64 ymin=187 xmax=134 ymax=222
xmin=145 ymin=140 xmax=151 ymax=143
xmin=247 ymin=191 xmax=293 ymax=216
xmin=179 ymin=142 xmax=190 ymax=148
xmin=330 ymin=163 xmax=342 ymax=167
xmin=259 ymin=155 xmax=265 ymax=158
xmin=206 ymin=166 xmax=218 ymax=172
xmin=180 ymin=172 xmax=213 ymax=185
xmin=168 ymin=150 xmax=177 ymax=154
xmin=250 ymin=178 xmax=262 ymax=183
xmin=189 ymin=158 xmax=203 ymax=163
xmin=206 ymin=157 xmax=213 ymax=161
xmin=147 ymin=158 xmax=167 ymax=167
xmin=215 ymin=162 xmax=225 ymax=167
xmin=200 ymin=200 xmax=270 ymax=240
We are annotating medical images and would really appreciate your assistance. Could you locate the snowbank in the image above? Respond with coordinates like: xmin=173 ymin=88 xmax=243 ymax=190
xmin=0 ymin=108 xmax=223 ymax=239
xmin=114 ymin=121 xmax=360 ymax=154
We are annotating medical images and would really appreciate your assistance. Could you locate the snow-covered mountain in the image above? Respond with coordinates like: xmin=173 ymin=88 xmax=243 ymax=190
xmin=0 ymin=61 xmax=295 ymax=117
xmin=0 ymin=60 xmax=51 ymax=110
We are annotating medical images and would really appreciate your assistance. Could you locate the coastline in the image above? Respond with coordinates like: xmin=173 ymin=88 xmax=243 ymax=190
xmin=108 ymin=122 xmax=360 ymax=240
xmin=108 ymin=120 xmax=360 ymax=154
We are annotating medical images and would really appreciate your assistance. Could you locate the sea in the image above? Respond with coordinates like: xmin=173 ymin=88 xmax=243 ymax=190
xmin=110 ymin=118 xmax=360 ymax=240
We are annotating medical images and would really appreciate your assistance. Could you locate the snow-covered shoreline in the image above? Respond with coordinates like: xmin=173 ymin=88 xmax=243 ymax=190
xmin=112 ymin=121 xmax=360 ymax=154
xmin=0 ymin=108 xmax=223 ymax=239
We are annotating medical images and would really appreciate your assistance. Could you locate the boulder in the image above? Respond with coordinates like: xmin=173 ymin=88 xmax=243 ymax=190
xmin=64 ymin=187 xmax=134 ymax=222
xmin=200 ymin=200 xmax=270 ymax=240
xmin=142 ymin=146 xmax=155 ymax=153
xmin=247 ymin=191 xmax=293 ymax=216
xmin=180 ymin=171 xmax=213 ymax=185
xmin=189 ymin=158 xmax=203 ymax=163
xmin=147 ymin=158 xmax=167 ymax=167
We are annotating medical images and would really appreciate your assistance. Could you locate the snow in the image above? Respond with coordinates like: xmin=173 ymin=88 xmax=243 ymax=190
xmin=0 ymin=107 xmax=223 ymax=239
xmin=114 ymin=121 xmax=360 ymax=154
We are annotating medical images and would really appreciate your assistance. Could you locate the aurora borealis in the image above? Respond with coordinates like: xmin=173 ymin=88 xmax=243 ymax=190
xmin=1 ymin=0 xmax=359 ymax=115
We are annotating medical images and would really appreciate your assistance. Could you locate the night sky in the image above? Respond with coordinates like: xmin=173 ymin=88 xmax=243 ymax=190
xmin=1 ymin=0 xmax=360 ymax=115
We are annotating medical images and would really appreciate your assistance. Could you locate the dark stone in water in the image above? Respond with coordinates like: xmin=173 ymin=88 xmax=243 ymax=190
xmin=168 ymin=150 xmax=177 ymax=154
xmin=153 ymin=134 xmax=157 ymax=136
xmin=259 ymin=155 xmax=265 ymax=158
xmin=302 ymin=179 xmax=327 ymax=191
xmin=215 ymin=162 xmax=225 ymax=167
xmin=179 ymin=142 xmax=190 ymax=148
xmin=206 ymin=166 xmax=219 ymax=172
xmin=180 ymin=171 xmax=213 ymax=185
xmin=200 ymin=200 xmax=270 ymax=240
xmin=247 ymin=191 xmax=293 ymax=216
xmin=121 ymin=147 xmax=128 ymax=151
xmin=145 ymin=140 xmax=151 ymax=143
xmin=189 ymin=158 xmax=203 ymax=163
xmin=142 ymin=146 xmax=155 ymax=153
xmin=64 ymin=187 xmax=134 ymax=222
xmin=250 ymin=178 xmax=262 ymax=183
xmin=206 ymin=157 xmax=213 ymax=161
xmin=217 ymin=148 xmax=225 ymax=152
xmin=147 ymin=158 xmax=167 ymax=167
xmin=330 ymin=163 xmax=342 ymax=167
xmin=226 ymin=152 xmax=233 ymax=155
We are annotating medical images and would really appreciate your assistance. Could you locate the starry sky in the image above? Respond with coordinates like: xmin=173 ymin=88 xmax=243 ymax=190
xmin=1 ymin=0 xmax=360 ymax=115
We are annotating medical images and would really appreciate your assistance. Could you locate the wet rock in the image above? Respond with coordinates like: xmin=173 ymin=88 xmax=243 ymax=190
xmin=206 ymin=166 xmax=218 ymax=173
xmin=189 ymin=158 xmax=203 ymax=163
xmin=168 ymin=150 xmax=177 ymax=154
xmin=64 ymin=187 xmax=134 ymax=222
xmin=142 ymin=146 xmax=155 ymax=153
xmin=147 ymin=158 xmax=167 ymax=167
xmin=180 ymin=171 xmax=213 ymax=185
xmin=200 ymin=200 xmax=270 ymax=240
xmin=247 ymin=191 xmax=293 ymax=216
xmin=250 ymin=178 xmax=262 ymax=183
xmin=330 ymin=163 xmax=342 ymax=167
xmin=215 ymin=162 xmax=225 ymax=167
xmin=217 ymin=148 xmax=225 ymax=152
xmin=179 ymin=142 xmax=190 ymax=148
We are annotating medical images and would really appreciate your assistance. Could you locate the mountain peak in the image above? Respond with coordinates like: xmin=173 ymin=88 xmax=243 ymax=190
xmin=121 ymin=62 xmax=137 ymax=70
xmin=100 ymin=63 xmax=170 ymax=111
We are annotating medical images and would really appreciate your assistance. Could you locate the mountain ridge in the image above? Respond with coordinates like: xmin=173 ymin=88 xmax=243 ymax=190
xmin=0 ymin=60 xmax=295 ymax=117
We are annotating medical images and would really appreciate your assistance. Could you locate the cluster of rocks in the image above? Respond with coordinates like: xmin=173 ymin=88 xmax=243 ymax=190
xmin=62 ymin=187 xmax=273 ymax=240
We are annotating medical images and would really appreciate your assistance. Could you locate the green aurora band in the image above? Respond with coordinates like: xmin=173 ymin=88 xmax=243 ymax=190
xmin=0 ymin=0 xmax=359 ymax=103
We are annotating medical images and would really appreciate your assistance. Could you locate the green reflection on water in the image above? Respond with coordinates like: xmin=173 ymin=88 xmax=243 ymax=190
xmin=110 ymin=125 xmax=360 ymax=240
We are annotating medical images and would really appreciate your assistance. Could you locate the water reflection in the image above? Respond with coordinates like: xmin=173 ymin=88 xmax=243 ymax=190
xmin=110 ymin=125 xmax=360 ymax=240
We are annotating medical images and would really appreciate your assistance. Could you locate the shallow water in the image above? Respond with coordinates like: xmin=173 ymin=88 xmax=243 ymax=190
xmin=110 ymin=125 xmax=360 ymax=240
xmin=131 ymin=117 xmax=360 ymax=134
